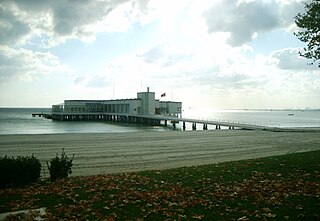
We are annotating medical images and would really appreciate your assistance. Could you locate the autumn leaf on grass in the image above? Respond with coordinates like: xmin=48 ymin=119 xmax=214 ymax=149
xmin=263 ymin=213 xmax=277 ymax=218
xmin=192 ymin=214 xmax=204 ymax=219
xmin=238 ymin=216 xmax=249 ymax=221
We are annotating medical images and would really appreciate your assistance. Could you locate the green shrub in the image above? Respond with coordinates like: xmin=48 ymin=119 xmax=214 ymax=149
xmin=47 ymin=149 xmax=74 ymax=181
xmin=0 ymin=155 xmax=41 ymax=188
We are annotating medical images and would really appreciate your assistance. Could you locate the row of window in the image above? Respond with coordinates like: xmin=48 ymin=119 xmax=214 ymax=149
xmin=54 ymin=103 xmax=181 ymax=114
xmin=63 ymin=104 xmax=131 ymax=114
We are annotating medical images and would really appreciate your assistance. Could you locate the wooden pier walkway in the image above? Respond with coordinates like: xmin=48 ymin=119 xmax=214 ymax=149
xmin=144 ymin=115 xmax=274 ymax=131
xmin=32 ymin=112 xmax=320 ymax=132
xmin=148 ymin=115 xmax=320 ymax=132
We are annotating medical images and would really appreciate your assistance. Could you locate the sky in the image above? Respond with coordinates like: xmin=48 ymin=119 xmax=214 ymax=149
xmin=0 ymin=0 xmax=319 ymax=109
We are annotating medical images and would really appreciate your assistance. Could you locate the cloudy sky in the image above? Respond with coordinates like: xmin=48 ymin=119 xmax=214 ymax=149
xmin=0 ymin=0 xmax=319 ymax=109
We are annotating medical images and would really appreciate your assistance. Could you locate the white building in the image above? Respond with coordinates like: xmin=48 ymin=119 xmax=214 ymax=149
xmin=52 ymin=87 xmax=182 ymax=118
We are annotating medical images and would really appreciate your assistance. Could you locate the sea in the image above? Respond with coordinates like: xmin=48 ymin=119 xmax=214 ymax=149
xmin=0 ymin=108 xmax=319 ymax=135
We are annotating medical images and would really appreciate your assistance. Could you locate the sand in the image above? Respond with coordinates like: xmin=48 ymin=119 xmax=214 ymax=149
xmin=0 ymin=130 xmax=319 ymax=177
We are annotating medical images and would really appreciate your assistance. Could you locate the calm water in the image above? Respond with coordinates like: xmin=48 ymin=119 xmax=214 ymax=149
xmin=0 ymin=108 xmax=171 ymax=135
xmin=0 ymin=108 xmax=319 ymax=135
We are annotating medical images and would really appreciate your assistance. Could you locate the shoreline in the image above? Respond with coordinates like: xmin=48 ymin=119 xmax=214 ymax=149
xmin=1 ymin=130 xmax=320 ymax=177
xmin=1 ymin=124 xmax=320 ymax=136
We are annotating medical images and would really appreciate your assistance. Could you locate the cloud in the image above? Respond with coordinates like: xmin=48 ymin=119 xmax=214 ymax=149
xmin=0 ymin=0 xmax=152 ymax=46
xmin=0 ymin=7 xmax=30 ymax=45
xmin=139 ymin=44 xmax=194 ymax=67
xmin=52 ymin=1 xmax=113 ymax=36
xmin=271 ymin=48 xmax=319 ymax=70
xmin=86 ymin=76 xmax=112 ymax=88
xmin=74 ymin=76 xmax=86 ymax=85
xmin=38 ymin=36 xmax=315 ymax=103
xmin=204 ymin=0 xmax=305 ymax=46
xmin=0 ymin=46 xmax=70 ymax=83
xmin=194 ymin=71 xmax=267 ymax=91
xmin=93 ymin=43 xmax=270 ymax=94
xmin=0 ymin=0 xmax=151 ymax=84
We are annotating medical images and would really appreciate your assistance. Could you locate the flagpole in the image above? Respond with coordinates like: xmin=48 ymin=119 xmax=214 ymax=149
xmin=161 ymin=92 xmax=167 ymax=115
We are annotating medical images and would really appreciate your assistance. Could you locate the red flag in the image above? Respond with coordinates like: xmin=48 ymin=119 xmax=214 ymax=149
xmin=161 ymin=93 xmax=166 ymax=97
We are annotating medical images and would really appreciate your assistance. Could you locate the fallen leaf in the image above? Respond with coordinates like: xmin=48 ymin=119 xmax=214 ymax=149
xmin=192 ymin=214 xmax=205 ymax=219
xmin=238 ymin=216 xmax=249 ymax=221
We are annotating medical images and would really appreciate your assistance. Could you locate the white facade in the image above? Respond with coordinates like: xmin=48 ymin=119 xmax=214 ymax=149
xmin=157 ymin=101 xmax=182 ymax=117
xmin=52 ymin=88 xmax=182 ymax=117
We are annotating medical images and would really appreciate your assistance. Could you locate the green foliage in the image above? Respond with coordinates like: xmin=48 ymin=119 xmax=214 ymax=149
xmin=0 ymin=155 xmax=41 ymax=188
xmin=47 ymin=149 xmax=74 ymax=181
xmin=294 ymin=0 xmax=320 ymax=67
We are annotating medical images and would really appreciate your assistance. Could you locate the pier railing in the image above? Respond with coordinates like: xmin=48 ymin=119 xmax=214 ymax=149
xmin=182 ymin=116 xmax=281 ymax=129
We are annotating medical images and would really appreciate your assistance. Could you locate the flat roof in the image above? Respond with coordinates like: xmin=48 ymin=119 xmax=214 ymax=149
xmin=65 ymin=98 xmax=140 ymax=102
xmin=159 ymin=101 xmax=182 ymax=104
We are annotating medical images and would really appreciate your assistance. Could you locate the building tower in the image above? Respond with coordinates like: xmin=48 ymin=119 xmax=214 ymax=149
xmin=137 ymin=87 xmax=155 ymax=115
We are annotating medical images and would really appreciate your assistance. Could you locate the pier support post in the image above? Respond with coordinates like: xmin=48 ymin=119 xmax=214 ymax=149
xmin=203 ymin=124 xmax=208 ymax=130
xmin=192 ymin=123 xmax=196 ymax=130
xmin=173 ymin=122 xmax=176 ymax=129
xmin=164 ymin=120 xmax=167 ymax=127
xmin=183 ymin=122 xmax=186 ymax=131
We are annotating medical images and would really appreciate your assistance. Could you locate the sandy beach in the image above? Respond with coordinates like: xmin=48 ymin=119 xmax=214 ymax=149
xmin=0 ymin=130 xmax=319 ymax=177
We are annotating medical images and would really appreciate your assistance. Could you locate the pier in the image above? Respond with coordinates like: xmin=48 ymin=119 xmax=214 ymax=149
xmin=34 ymin=112 xmax=320 ymax=132
xmin=48 ymin=112 xmax=162 ymax=126
xmin=32 ymin=113 xmax=52 ymax=119
xmin=33 ymin=88 xmax=319 ymax=132
xmin=149 ymin=115 xmax=320 ymax=132
xmin=133 ymin=114 xmax=276 ymax=131
xmin=34 ymin=112 xmax=287 ymax=131
xmin=32 ymin=113 xmax=43 ymax=117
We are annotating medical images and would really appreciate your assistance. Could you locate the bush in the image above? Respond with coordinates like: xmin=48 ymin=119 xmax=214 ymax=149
xmin=47 ymin=148 xmax=74 ymax=181
xmin=0 ymin=155 xmax=42 ymax=188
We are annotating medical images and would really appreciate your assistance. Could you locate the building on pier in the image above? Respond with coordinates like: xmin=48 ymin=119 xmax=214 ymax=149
xmin=51 ymin=87 xmax=182 ymax=121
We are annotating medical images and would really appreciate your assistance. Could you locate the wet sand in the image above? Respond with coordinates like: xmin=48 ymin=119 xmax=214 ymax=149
xmin=0 ymin=130 xmax=319 ymax=177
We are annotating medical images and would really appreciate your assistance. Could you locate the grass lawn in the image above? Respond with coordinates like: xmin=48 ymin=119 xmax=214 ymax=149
xmin=0 ymin=150 xmax=319 ymax=220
